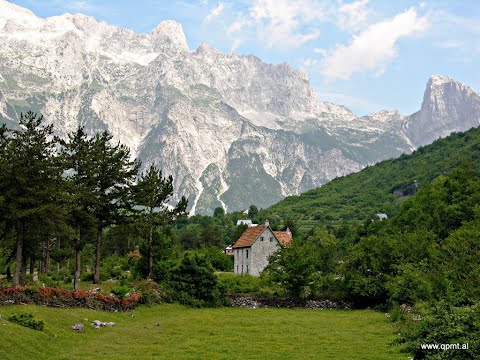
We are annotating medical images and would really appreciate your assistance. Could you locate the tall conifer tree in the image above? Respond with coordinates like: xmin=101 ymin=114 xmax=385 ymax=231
xmin=0 ymin=112 xmax=65 ymax=285
xmin=61 ymin=127 xmax=97 ymax=289
xmin=133 ymin=164 xmax=188 ymax=279
xmin=90 ymin=131 xmax=139 ymax=284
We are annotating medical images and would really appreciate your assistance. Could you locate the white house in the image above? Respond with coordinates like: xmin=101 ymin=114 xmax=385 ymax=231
xmin=236 ymin=219 xmax=257 ymax=227
xmin=232 ymin=220 xmax=292 ymax=277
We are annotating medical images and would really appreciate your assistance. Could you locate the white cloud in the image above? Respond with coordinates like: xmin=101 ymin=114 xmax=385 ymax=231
xmin=322 ymin=7 xmax=429 ymax=80
xmin=313 ymin=47 xmax=326 ymax=55
xmin=249 ymin=0 xmax=324 ymax=48
xmin=227 ymin=15 xmax=250 ymax=35
xmin=337 ymin=0 xmax=370 ymax=32
xmin=300 ymin=57 xmax=320 ymax=72
xmin=204 ymin=2 xmax=225 ymax=23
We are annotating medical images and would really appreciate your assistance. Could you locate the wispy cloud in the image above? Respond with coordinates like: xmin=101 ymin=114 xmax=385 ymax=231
xmin=321 ymin=7 xmax=429 ymax=80
xmin=249 ymin=0 xmax=324 ymax=48
xmin=428 ymin=9 xmax=480 ymax=56
xmin=204 ymin=2 xmax=225 ymax=23
xmin=337 ymin=0 xmax=370 ymax=32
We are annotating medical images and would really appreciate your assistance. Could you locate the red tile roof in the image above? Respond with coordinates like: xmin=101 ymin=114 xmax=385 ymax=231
xmin=232 ymin=225 xmax=293 ymax=248
xmin=232 ymin=226 xmax=265 ymax=248
xmin=273 ymin=231 xmax=293 ymax=246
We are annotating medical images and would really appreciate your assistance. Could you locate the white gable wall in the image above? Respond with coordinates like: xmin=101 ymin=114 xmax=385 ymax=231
xmin=250 ymin=227 xmax=280 ymax=277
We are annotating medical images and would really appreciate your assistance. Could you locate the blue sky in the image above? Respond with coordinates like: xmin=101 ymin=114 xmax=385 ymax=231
xmin=8 ymin=0 xmax=480 ymax=116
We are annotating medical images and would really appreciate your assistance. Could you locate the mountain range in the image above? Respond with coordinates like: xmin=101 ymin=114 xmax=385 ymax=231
xmin=0 ymin=0 xmax=479 ymax=214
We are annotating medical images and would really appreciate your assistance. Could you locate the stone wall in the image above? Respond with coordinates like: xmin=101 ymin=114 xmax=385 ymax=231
xmin=249 ymin=227 xmax=280 ymax=276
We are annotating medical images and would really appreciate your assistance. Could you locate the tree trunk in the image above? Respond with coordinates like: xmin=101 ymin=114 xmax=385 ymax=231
xmin=13 ymin=225 xmax=24 ymax=286
xmin=21 ymin=253 xmax=27 ymax=286
xmin=57 ymin=237 xmax=61 ymax=274
xmin=44 ymin=238 xmax=51 ymax=275
xmin=29 ymin=255 xmax=35 ymax=275
xmin=94 ymin=222 xmax=103 ymax=284
xmin=148 ymin=225 xmax=153 ymax=279
xmin=74 ymin=226 xmax=81 ymax=290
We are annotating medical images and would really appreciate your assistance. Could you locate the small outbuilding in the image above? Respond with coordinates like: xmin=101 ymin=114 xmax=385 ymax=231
xmin=375 ymin=213 xmax=388 ymax=221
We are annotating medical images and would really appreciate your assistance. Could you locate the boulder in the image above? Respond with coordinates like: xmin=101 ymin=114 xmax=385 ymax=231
xmin=71 ymin=323 xmax=85 ymax=332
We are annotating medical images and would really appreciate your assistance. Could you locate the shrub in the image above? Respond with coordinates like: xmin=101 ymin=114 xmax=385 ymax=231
xmin=8 ymin=312 xmax=44 ymax=331
xmin=166 ymin=253 xmax=228 ymax=307
xmin=133 ymin=280 xmax=165 ymax=305
xmin=217 ymin=273 xmax=261 ymax=295
xmin=101 ymin=253 xmax=130 ymax=280
xmin=0 ymin=286 xmax=143 ymax=311
xmin=196 ymin=247 xmax=233 ymax=272
xmin=400 ymin=301 xmax=480 ymax=359
xmin=111 ymin=285 xmax=131 ymax=300
xmin=81 ymin=272 xmax=94 ymax=282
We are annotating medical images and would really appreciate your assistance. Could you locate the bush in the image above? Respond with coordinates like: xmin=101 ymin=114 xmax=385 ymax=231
xmin=101 ymin=253 xmax=130 ymax=280
xmin=166 ymin=253 xmax=228 ymax=307
xmin=133 ymin=280 xmax=165 ymax=305
xmin=0 ymin=286 xmax=143 ymax=311
xmin=111 ymin=285 xmax=131 ymax=300
xmin=8 ymin=312 xmax=44 ymax=331
xmin=81 ymin=272 xmax=94 ymax=282
xmin=196 ymin=247 xmax=233 ymax=272
xmin=400 ymin=301 xmax=480 ymax=359
xmin=217 ymin=273 xmax=261 ymax=295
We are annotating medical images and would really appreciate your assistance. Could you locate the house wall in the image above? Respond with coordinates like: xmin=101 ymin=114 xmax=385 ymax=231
xmin=234 ymin=247 xmax=251 ymax=275
xmin=250 ymin=228 xmax=280 ymax=277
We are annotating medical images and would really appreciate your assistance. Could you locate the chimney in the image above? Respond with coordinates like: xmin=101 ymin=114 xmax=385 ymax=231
xmin=264 ymin=219 xmax=269 ymax=228
xmin=286 ymin=227 xmax=291 ymax=235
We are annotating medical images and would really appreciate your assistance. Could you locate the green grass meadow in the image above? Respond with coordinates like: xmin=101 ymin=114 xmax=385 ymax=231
xmin=0 ymin=304 xmax=409 ymax=360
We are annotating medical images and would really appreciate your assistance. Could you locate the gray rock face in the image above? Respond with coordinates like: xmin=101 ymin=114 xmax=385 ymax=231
xmin=1 ymin=1 xmax=479 ymax=214
xmin=405 ymin=75 xmax=480 ymax=147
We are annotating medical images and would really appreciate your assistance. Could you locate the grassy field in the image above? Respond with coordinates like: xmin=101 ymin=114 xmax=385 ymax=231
xmin=0 ymin=304 xmax=409 ymax=360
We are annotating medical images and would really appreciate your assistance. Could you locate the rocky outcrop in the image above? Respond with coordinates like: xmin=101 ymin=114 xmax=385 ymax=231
xmin=405 ymin=75 xmax=480 ymax=147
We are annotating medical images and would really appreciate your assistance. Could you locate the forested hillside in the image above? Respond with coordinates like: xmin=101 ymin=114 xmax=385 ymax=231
xmin=264 ymin=127 xmax=480 ymax=231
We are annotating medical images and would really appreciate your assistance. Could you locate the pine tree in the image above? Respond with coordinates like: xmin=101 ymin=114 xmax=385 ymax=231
xmin=90 ymin=131 xmax=140 ymax=284
xmin=61 ymin=127 xmax=97 ymax=289
xmin=0 ymin=112 xmax=66 ymax=285
xmin=133 ymin=164 xmax=187 ymax=279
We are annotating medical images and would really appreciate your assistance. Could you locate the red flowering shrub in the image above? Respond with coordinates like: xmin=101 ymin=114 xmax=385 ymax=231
xmin=0 ymin=286 xmax=143 ymax=311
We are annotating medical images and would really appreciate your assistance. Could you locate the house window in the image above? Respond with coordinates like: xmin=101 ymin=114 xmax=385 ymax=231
xmin=270 ymin=237 xmax=273 ymax=242
xmin=237 ymin=265 xmax=239 ymax=273
xmin=246 ymin=249 xmax=249 ymax=258
xmin=241 ymin=265 xmax=244 ymax=274
xmin=260 ymin=237 xmax=264 ymax=241
xmin=246 ymin=265 xmax=249 ymax=274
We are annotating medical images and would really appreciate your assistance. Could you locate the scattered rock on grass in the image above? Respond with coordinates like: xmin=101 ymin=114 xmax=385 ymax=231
xmin=71 ymin=323 xmax=85 ymax=332
xmin=91 ymin=320 xmax=115 ymax=329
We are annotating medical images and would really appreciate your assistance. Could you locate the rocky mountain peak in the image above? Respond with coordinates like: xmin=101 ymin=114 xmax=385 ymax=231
xmin=428 ymin=74 xmax=454 ymax=85
xmin=405 ymin=75 xmax=480 ymax=147
xmin=423 ymin=74 xmax=476 ymax=105
xmin=0 ymin=0 xmax=37 ymax=20
xmin=150 ymin=20 xmax=188 ymax=51
xmin=195 ymin=42 xmax=221 ymax=56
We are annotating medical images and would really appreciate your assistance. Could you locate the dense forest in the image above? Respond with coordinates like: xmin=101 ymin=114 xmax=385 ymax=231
xmin=263 ymin=127 xmax=480 ymax=234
